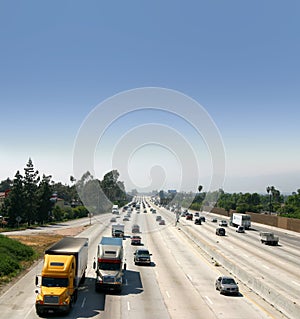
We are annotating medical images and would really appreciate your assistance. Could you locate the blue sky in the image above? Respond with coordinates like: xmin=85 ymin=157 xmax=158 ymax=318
xmin=0 ymin=1 xmax=299 ymax=194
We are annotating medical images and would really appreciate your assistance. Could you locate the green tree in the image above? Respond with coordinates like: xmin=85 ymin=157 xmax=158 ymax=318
xmin=23 ymin=158 xmax=40 ymax=226
xmin=0 ymin=178 xmax=13 ymax=192
xmin=36 ymin=175 xmax=54 ymax=225
xmin=3 ymin=171 xmax=25 ymax=227
xmin=52 ymin=206 xmax=63 ymax=221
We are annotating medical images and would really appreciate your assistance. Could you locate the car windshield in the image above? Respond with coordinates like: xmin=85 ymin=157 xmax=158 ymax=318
xmin=42 ymin=277 xmax=68 ymax=287
xmin=222 ymin=278 xmax=236 ymax=285
xmin=137 ymin=250 xmax=149 ymax=255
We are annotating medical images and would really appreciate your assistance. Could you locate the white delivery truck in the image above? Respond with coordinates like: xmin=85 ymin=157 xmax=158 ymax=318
xmin=93 ymin=237 xmax=125 ymax=293
xmin=112 ymin=223 xmax=125 ymax=238
xmin=230 ymin=213 xmax=251 ymax=229
xmin=112 ymin=204 xmax=119 ymax=214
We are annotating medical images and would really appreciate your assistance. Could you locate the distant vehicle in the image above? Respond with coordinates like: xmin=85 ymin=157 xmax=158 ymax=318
xmin=112 ymin=224 xmax=125 ymax=238
xmin=112 ymin=204 xmax=119 ymax=214
xmin=260 ymin=232 xmax=279 ymax=245
xmin=194 ymin=212 xmax=199 ymax=217
xmin=123 ymin=217 xmax=129 ymax=221
xmin=143 ymin=209 xmax=147 ymax=213
xmin=216 ymin=227 xmax=226 ymax=236
xmin=186 ymin=214 xmax=193 ymax=221
xmin=219 ymin=220 xmax=228 ymax=227
xmin=131 ymin=224 xmax=140 ymax=233
xmin=199 ymin=216 xmax=206 ymax=222
xmin=131 ymin=235 xmax=141 ymax=245
xmin=110 ymin=217 xmax=117 ymax=223
xmin=194 ymin=218 xmax=201 ymax=225
xmin=230 ymin=213 xmax=251 ymax=229
xmin=215 ymin=276 xmax=239 ymax=295
xmin=134 ymin=249 xmax=152 ymax=265
xmin=159 ymin=220 xmax=165 ymax=225
xmin=156 ymin=216 xmax=162 ymax=221
xmin=152 ymin=209 xmax=156 ymax=214
xmin=211 ymin=218 xmax=218 ymax=223
xmin=236 ymin=226 xmax=245 ymax=233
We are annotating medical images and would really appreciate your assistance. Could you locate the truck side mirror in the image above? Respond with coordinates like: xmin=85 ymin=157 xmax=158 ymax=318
xmin=124 ymin=263 xmax=127 ymax=271
xmin=35 ymin=276 xmax=39 ymax=286
xmin=93 ymin=260 xmax=96 ymax=270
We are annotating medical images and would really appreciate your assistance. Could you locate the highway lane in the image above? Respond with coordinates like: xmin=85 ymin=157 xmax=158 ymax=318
xmin=0 ymin=204 xmax=292 ymax=319
xmin=142 ymin=207 xmax=287 ymax=319
xmin=154 ymin=204 xmax=299 ymax=318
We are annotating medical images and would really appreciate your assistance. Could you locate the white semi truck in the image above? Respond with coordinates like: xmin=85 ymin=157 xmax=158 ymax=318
xmin=230 ymin=213 xmax=251 ymax=229
xmin=93 ymin=237 xmax=125 ymax=293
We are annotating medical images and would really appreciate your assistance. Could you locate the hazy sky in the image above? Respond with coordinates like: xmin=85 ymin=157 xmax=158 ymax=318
xmin=0 ymin=1 xmax=299 ymax=194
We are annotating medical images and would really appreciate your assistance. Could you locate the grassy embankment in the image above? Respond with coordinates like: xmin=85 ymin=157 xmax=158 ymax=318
xmin=0 ymin=233 xmax=63 ymax=290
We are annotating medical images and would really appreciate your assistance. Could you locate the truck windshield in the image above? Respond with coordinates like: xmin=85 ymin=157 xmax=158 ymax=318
xmin=99 ymin=262 xmax=120 ymax=271
xmin=42 ymin=277 xmax=69 ymax=287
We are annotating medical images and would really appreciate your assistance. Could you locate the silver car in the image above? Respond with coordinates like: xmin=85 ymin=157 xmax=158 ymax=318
xmin=215 ymin=276 xmax=239 ymax=295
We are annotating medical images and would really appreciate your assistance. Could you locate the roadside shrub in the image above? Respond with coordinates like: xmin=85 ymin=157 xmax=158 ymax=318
xmin=0 ymin=251 xmax=20 ymax=276
xmin=0 ymin=235 xmax=35 ymax=278
xmin=0 ymin=234 xmax=35 ymax=261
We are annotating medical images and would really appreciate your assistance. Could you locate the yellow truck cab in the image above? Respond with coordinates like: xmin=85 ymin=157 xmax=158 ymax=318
xmin=35 ymin=237 xmax=88 ymax=316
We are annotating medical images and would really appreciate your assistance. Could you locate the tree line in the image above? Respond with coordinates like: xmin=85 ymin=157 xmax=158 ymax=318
xmin=0 ymin=159 xmax=130 ymax=228
xmin=158 ymin=187 xmax=300 ymax=219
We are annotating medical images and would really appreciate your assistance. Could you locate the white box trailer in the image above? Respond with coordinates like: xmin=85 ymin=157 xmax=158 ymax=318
xmin=230 ymin=213 xmax=251 ymax=229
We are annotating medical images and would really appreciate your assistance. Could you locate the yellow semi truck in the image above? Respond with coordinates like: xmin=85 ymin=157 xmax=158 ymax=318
xmin=35 ymin=237 xmax=88 ymax=316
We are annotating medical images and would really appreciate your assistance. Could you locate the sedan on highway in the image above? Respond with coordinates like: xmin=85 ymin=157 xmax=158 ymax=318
xmin=219 ymin=220 xmax=228 ymax=227
xmin=131 ymin=235 xmax=142 ymax=245
xmin=134 ymin=249 xmax=152 ymax=265
xmin=215 ymin=276 xmax=239 ymax=295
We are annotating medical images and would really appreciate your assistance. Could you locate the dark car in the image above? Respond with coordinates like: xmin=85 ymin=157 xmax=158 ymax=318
xmin=134 ymin=249 xmax=152 ymax=265
xmin=186 ymin=214 xmax=193 ymax=221
xmin=131 ymin=235 xmax=141 ymax=245
xmin=199 ymin=216 xmax=206 ymax=222
xmin=159 ymin=219 xmax=165 ymax=225
xmin=216 ymin=227 xmax=226 ymax=236
xmin=194 ymin=218 xmax=202 ymax=225
xmin=215 ymin=276 xmax=239 ymax=295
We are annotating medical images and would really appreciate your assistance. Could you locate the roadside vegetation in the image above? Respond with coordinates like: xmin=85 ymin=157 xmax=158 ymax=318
xmin=159 ymin=186 xmax=300 ymax=218
xmin=0 ymin=234 xmax=36 ymax=283
xmin=0 ymin=233 xmax=64 ymax=290
xmin=0 ymin=158 xmax=131 ymax=230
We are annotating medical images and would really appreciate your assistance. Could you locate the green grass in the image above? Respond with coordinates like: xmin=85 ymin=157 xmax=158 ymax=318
xmin=0 ymin=234 xmax=36 ymax=280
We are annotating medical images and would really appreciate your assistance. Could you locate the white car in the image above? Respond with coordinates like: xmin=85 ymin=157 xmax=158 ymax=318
xmin=236 ymin=226 xmax=245 ymax=233
xmin=219 ymin=220 xmax=228 ymax=227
